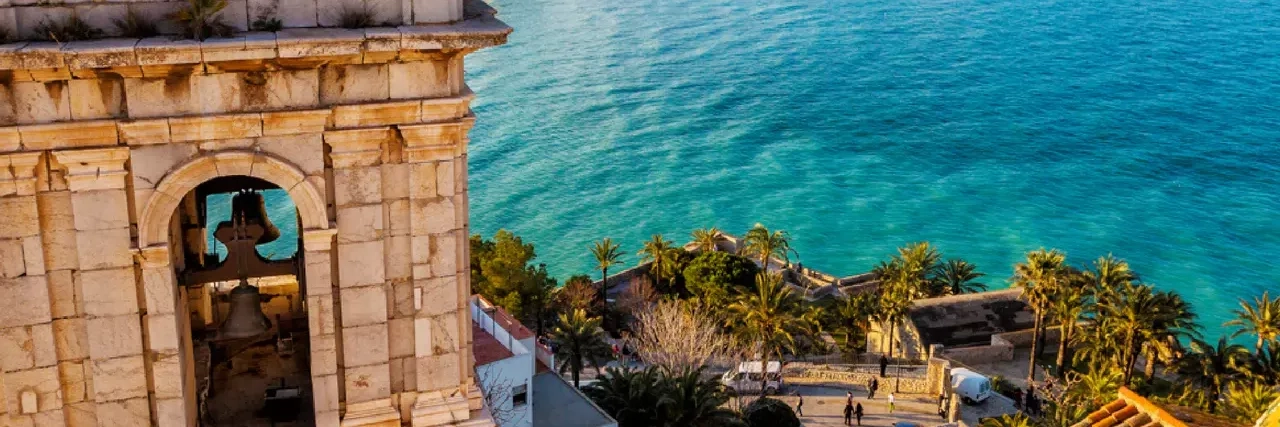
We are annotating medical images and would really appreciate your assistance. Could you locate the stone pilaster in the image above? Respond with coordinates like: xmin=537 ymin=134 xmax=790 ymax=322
xmin=303 ymin=228 xmax=342 ymax=427
xmin=325 ymin=129 xmax=400 ymax=427
xmin=51 ymin=148 xmax=151 ymax=427
xmin=134 ymin=245 xmax=194 ymax=427
xmin=0 ymin=152 xmax=65 ymax=427
xmin=400 ymin=118 xmax=485 ymax=427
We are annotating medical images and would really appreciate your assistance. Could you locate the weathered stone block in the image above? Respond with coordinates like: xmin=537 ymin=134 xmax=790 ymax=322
xmin=332 ymin=100 xmax=420 ymax=128
xmin=310 ymin=334 xmax=337 ymax=376
xmin=385 ymin=235 xmax=411 ymax=281
xmin=435 ymin=160 xmax=456 ymax=197
xmin=333 ymin=167 xmax=382 ymax=206
xmin=169 ymin=114 xmax=263 ymax=142
xmin=9 ymin=81 xmax=71 ymax=125
xmin=339 ymin=285 xmax=388 ymax=328
xmin=118 ymin=119 xmax=172 ymax=146
xmin=69 ymin=189 xmax=129 ymax=231
xmin=149 ymin=353 xmax=183 ymax=399
xmin=336 ymin=240 xmax=386 ymax=288
xmin=141 ymin=268 xmax=177 ymax=316
xmin=58 ymin=362 xmax=89 ymax=404
xmin=145 ymin=314 xmax=180 ymax=352
xmin=344 ymin=363 xmax=391 ymax=403
xmin=261 ymin=110 xmax=329 ymax=137
xmin=4 ymin=366 xmax=61 ymax=413
xmin=91 ymin=356 xmax=147 ymax=402
xmin=429 ymin=314 xmax=459 ymax=353
xmin=388 ymin=317 xmax=415 ymax=359
xmin=336 ymin=204 xmax=385 ymax=243
xmin=0 ymin=239 xmax=24 ymax=278
xmin=122 ymin=77 xmax=196 ymax=119
xmin=409 ymin=197 xmax=455 ymax=235
xmin=0 ymin=326 xmax=38 ymax=370
xmin=411 ymin=0 xmax=462 ymax=24
xmin=22 ymin=236 xmax=44 ymax=276
xmin=74 ymin=229 xmax=132 ymax=270
xmin=41 ymin=228 xmax=78 ymax=272
xmin=312 ymin=373 xmax=340 ymax=412
xmin=47 ymin=270 xmax=76 ymax=319
xmin=52 ymin=318 xmax=87 ymax=361
xmin=306 ymin=294 xmax=335 ymax=336
xmin=381 ymin=162 xmax=408 ymax=200
xmin=416 ymin=352 xmax=460 ymax=392
xmin=85 ymin=315 xmax=142 ymax=360
xmin=78 ymin=268 xmax=137 ymax=317
xmin=68 ymin=78 xmax=124 ymax=121
xmin=258 ymin=134 xmax=324 ymax=175
xmin=303 ymin=253 xmax=332 ymax=296
xmin=416 ymin=276 xmax=457 ymax=318
xmin=342 ymin=323 xmax=389 ymax=367
xmin=388 ymin=61 xmax=452 ymax=100
xmin=154 ymin=397 xmax=185 ymax=427
xmin=391 ymin=280 xmax=414 ymax=317
xmin=19 ymin=120 xmax=120 ymax=150
xmin=0 ymin=276 xmax=52 ymax=328
xmin=243 ymin=70 xmax=320 ymax=111
xmin=129 ymin=143 xmax=197 ymax=190
xmin=319 ymin=64 xmax=388 ymax=105
xmin=429 ymin=233 xmax=457 ymax=278
xmin=386 ymin=199 xmax=410 ymax=237
xmin=0 ymin=196 xmax=39 ymax=238
xmin=93 ymin=396 xmax=149 ymax=427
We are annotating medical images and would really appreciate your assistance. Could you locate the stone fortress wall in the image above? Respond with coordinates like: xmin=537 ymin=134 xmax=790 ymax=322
xmin=0 ymin=1 xmax=510 ymax=426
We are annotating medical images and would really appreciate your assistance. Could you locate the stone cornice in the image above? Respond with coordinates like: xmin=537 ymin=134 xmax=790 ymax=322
xmin=0 ymin=17 xmax=510 ymax=80
xmin=0 ymin=152 xmax=42 ymax=197
xmin=50 ymin=147 xmax=131 ymax=192
xmin=0 ymin=92 xmax=475 ymax=153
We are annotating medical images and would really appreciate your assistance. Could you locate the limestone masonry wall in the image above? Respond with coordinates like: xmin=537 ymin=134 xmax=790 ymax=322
xmin=0 ymin=7 xmax=509 ymax=426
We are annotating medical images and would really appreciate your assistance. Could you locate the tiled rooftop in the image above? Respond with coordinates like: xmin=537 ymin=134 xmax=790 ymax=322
xmin=1072 ymin=387 xmax=1242 ymax=427
xmin=472 ymin=323 xmax=514 ymax=367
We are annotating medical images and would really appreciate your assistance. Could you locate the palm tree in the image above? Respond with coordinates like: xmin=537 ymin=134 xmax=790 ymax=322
xmin=1220 ymin=380 xmax=1280 ymax=423
xmin=582 ymin=367 xmax=669 ymax=426
xmin=1140 ymin=290 xmax=1199 ymax=378
xmin=742 ymin=224 xmax=791 ymax=272
xmin=1050 ymin=271 xmax=1092 ymax=378
xmin=639 ymin=234 xmax=676 ymax=288
xmin=592 ymin=238 xmax=623 ymax=312
xmin=1100 ymin=282 xmax=1163 ymax=385
xmin=691 ymin=227 xmax=724 ymax=253
xmin=1087 ymin=254 xmax=1137 ymax=298
xmin=934 ymin=259 xmax=987 ymax=295
xmin=1179 ymin=337 xmax=1250 ymax=413
xmin=833 ymin=293 xmax=877 ymax=355
xmin=1225 ymin=291 xmax=1280 ymax=354
xmin=1012 ymin=248 xmax=1069 ymax=382
xmin=551 ymin=309 xmax=612 ymax=387
xmin=979 ymin=414 xmax=1032 ymax=427
xmin=1068 ymin=365 xmax=1122 ymax=408
xmin=727 ymin=272 xmax=806 ymax=397
xmin=1242 ymin=342 xmax=1280 ymax=386
xmin=663 ymin=368 xmax=743 ymax=427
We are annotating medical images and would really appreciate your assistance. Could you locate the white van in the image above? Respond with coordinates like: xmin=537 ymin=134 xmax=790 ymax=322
xmin=949 ymin=368 xmax=992 ymax=404
xmin=721 ymin=361 xmax=784 ymax=395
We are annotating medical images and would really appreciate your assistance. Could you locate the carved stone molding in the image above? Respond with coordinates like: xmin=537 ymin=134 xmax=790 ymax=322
xmin=50 ymin=147 xmax=131 ymax=192
xmin=0 ymin=152 xmax=42 ymax=197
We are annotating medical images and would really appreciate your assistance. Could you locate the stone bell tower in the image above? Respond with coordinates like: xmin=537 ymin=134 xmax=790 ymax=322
xmin=0 ymin=0 xmax=509 ymax=424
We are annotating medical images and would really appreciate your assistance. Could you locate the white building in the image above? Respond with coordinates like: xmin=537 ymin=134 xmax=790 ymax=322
xmin=470 ymin=296 xmax=617 ymax=427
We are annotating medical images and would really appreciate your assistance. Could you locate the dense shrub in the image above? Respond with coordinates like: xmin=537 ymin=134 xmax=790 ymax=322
xmin=742 ymin=397 xmax=801 ymax=427
xmin=683 ymin=251 xmax=759 ymax=303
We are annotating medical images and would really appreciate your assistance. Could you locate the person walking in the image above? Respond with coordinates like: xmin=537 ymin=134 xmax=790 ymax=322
xmin=795 ymin=392 xmax=804 ymax=417
xmin=846 ymin=391 xmax=854 ymax=407
xmin=843 ymin=401 xmax=854 ymax=426
xmin=855 ymin=402 xmax=864 ymax=426
xmin=869 ymin=378 xmax=879 ymax=399
xmin=888 ymin=392 xmax=896 ymax=414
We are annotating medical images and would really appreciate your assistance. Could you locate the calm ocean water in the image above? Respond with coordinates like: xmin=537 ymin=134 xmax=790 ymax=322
xmin=227 ymin=0 xmax=1280 ymax=341
xmin=462 ymin=0 xmax=1280 ymax=340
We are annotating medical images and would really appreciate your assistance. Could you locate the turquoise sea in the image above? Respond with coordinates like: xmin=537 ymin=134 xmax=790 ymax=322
xmin=461 ymin=0 xmax=1280 ymax=340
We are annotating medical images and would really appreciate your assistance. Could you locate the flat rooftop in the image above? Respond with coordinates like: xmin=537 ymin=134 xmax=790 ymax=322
xmin=531 ymin=372 xmax=616 ymax=427
xmin=909 ymin=288 xmax=1035 ymax=347
xmin=472 ymin=323 xmax=514 ymax=367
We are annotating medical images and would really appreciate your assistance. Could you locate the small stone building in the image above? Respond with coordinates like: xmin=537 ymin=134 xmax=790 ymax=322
xmin=0 ymin=0 xmax=511 ymax=425
xmin=868 ymin=289 xmax=1036 ymax=361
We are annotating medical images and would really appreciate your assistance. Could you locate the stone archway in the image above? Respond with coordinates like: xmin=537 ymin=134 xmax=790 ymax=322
xmin=133 ymin=150 xmax=339 ymax=426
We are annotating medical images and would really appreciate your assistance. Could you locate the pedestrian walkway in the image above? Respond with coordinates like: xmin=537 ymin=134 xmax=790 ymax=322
xmin=774 ymin=386 xmax=951 ymax=426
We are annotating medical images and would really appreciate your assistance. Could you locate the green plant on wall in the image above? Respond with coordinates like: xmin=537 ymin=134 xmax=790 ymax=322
xmin=251 ymin=5 xmax=283 ymax=31
xmin=172 ymin=0 xmax=234 ymax=40
xmin=114 ymin=9 xmax=160 ymax=38
xmin=35 ymin=16 xmax=103 ymax=42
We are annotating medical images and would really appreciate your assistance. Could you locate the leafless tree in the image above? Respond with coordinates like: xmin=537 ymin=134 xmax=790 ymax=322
xmin=631 ymin=299 xmax=738 ymax=373
xmin=616 ymin=276 xmax=659 ymax=316
xmin=477 ymin=367 xmax=526 ymax=426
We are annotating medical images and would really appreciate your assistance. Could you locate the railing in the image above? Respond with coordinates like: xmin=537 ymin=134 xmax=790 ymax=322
xmin=471 ymin=299 xmax=530 ymax=356
xmin=535 ymin=342 xmax=556 ymax=370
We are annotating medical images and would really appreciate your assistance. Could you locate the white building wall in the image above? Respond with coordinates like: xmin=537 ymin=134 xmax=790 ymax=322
xmin=477 ymin=352 xmax=534 ymax=427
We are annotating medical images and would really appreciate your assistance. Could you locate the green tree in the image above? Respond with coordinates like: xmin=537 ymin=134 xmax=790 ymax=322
xmin=1242 ymin=342 xmax=1280 ymax=386
xmin=979 ymin=414 xmax=1031 ymax=427
xmin=639 ymin=234 xmax=678 ymax=290
xmin=933 ymin=259 xmax=986 ymax=295
xmin=1225 ymin=291 xmax=1280 ymax=354
xmin=831 ymin=293 xmax=877 ymax=356
xmin=583 ymin=367 xmax=744 ymax=427
xmin=664 ymin=368 xmax=745 ymax=427
xmin=1050 ymin=271 xmax=1093 ymax=378
xmin=727 ymin=272 xmax=807 ymax=397
xmin=691 ymin=227 xmax=725 ymax=253
xmin=683 ymin=251 xmax=760 ymax=305
xmin=742 ymin=224 xmax=792 ymax=272
xmin=1012 ymin=248 xmax=1069 ymax=382
xmin=592 ymin=238 xmax=623 ymax=312
xmin=1221 ymin=380 xmax=1280 ymax=423
xmin=741 ymin=397 xmax=800 ymax=427
xmin=1068 ymin=365 xmax=1122 ymax=408
xmin=1141 ymin=290 xmax=1199 ymax=378
xmin=1099 ymin=282 xmax=1161 ymax=386
xmin=470 ymin=230 xmax=557 ymax=335
xmin=1179 ymin=336 xmax=1250 ymax=413
xmin=551 ymin=309 xmax=611 ymax=388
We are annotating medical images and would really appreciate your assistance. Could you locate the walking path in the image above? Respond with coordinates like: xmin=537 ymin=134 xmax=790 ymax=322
xmin=775 ymin=384 xmax=1018 ymax=426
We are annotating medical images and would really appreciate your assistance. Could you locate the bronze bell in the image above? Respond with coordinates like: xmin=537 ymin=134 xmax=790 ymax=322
xmin=218 ymin=279 xmax=272 ymax=340
xmin=230 ymin=191 xmax=280 ymax=245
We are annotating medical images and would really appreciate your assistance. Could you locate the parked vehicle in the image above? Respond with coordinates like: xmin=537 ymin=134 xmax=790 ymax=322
xmin=950 ymin=368 xmax=993 ymax=404
xmin=721 ymin=361 xmax=784 ymax=395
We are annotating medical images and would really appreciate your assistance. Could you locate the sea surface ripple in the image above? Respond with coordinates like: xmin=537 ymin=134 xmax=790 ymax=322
xmin=458 ymin=0 xmax=1279 ymax=339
